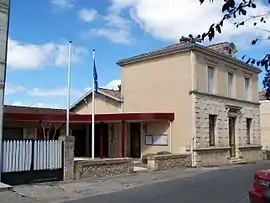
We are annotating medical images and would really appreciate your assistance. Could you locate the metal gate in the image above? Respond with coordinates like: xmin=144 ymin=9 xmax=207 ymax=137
xmin=1 ymin=139 xmax=64 ymax=185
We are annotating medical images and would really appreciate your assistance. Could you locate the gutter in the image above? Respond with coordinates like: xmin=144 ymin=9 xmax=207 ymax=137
xmin=168 ymin=121 xmax=172 ymax=153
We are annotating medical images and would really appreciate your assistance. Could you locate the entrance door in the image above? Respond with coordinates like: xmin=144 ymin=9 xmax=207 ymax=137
xmin=94 ymin=123 xmax=109 ymax=158
xmin=130 ymin=123 xmax=141 ymax=158
xmin=73 ymin=129 xmax=86 ymax=157
xmin=229 ymin=117 xmax=236 ymax=157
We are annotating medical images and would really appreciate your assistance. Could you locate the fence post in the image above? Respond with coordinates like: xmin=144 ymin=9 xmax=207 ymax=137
xmin=59 ymin=135 xmax=75 ymax=181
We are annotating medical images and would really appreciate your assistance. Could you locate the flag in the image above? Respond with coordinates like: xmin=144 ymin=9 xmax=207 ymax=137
xmin=93 ymin=56 xmax=98 ymax=92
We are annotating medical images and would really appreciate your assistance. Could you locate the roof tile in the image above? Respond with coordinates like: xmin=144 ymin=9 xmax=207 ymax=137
xmin=4 ymin=105 xmax=65 ymax=114
xmin=98 ymin=87 xmax=122 ymax=100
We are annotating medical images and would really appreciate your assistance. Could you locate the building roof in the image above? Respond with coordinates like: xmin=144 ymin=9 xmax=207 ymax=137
xmin=70 ymin=87 xmax=123 ymax=111
xmin=117 ymin=42 xmax=261 ymax=74
xmin=4 ymin=105 xmax=65 ymax=114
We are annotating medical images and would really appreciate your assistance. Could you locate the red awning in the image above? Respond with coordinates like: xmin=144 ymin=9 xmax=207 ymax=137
xmin=4 ymin=112 xmax=174 ymax=122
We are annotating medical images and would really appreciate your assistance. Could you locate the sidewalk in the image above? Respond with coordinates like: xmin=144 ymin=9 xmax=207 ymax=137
xmin=11 ymin=166 xmax=233 ymax=203
xmin=0 ymin=190 xmax=46 ymax=203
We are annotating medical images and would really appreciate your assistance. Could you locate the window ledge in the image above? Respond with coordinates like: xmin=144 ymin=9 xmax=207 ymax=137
xmin=193 ymin=146 xmax=231 ymax=151
xmin=238 ymin=145 xmax=262 ymax=149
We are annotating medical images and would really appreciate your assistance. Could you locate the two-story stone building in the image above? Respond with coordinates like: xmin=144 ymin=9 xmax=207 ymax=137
xmin=115 ymin=41 xmax=261 ymax=166
xmin=3 ymin=41 xmax=262 ymax=167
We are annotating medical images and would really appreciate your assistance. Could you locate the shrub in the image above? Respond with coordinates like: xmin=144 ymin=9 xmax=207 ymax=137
xmin=156 ymin=151 xmax=171 ymax=155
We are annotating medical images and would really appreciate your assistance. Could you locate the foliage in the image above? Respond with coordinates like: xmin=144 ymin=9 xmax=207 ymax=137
xmin=185 ymin=0 xmax=270 ymax=99
xmin=156 ymin=151 xmax=171 ymax=155
xmin=40 ymin=121 xmax=62 ymax=140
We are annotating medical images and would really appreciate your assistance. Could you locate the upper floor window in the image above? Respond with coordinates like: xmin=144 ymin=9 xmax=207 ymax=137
xmin=228 ymin=72 xmax=234 ymax=97
xmin=207 ymin=66 xmax=214 ymax=93
xmin=244 ymin=77 xmax=250 ymax=100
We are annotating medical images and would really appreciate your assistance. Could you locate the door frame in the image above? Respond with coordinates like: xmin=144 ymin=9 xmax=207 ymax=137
xmin=129 ymin=123 xmax=141 ymax=158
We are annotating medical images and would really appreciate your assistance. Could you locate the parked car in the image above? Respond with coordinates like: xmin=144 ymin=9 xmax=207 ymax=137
xmin=249 ymin=169 xmax=270 ymax=203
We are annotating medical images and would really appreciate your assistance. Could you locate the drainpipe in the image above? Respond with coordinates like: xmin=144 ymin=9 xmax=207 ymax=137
xmin=190 ymin=50 xmax=197 ymax=167
xmin=168 ymin=121 xmax=172 ymax=153
xmin=191 ymin=136 xmax=195 ymax=167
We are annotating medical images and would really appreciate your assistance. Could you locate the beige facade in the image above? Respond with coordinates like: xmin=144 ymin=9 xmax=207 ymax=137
xmin=117 ymin=42 xmax=262 ymax=166
xmin=70 ymin=42 xmax=262 ymax=166
xmin=70 ymin=88 xmax=122 ymax=114
xmin=259 ymin=98 xmax=270 ymax=150
xmin=71 ymin=93 xmax=121 ymax=114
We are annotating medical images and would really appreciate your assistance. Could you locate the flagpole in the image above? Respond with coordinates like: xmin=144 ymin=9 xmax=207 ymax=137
xmin=91 ymin=49 xmax=96 ymax=160
xmin=66 ymin=40 xmax=72 ymax=137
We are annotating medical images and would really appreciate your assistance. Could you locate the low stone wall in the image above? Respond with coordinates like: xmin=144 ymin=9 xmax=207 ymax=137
xmin=74 ymin=158 xmax=133 ymax=180
xmin=147 ymin=154 xmax=191 ymax=171
xmin=239 ymin=145 xmax=262 ymax=162
xmin=194 ymin=147 xmax=231 ymax=167
xmin=261 ymin=150 xmax=270 ymax=160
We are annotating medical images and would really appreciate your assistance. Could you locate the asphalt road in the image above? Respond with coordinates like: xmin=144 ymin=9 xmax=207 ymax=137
xmin=65 ymin=161 xmax=270 ymax=203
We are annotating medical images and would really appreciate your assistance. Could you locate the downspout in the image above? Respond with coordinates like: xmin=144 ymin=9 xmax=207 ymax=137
xmin=168 ymin=121 xmax=172 ymax=153
xmin=190 ymin=50 xmax=196 ymax=167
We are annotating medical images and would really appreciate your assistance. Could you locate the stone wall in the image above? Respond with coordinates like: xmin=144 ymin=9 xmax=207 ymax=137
xmin=239 ymin=146 xmax=262 ymax=162
xmin=194 ymin=93 xmax=260 ymax=148
xmin=194 ymin=148 xmax=230 ymax=167
xmin=74 ymin=158 xmax=133 ymax=180
xmin=147 ymin=154 xmax=191 ymax=171
xmin=193 ymin=93 xmax=261 ymax=166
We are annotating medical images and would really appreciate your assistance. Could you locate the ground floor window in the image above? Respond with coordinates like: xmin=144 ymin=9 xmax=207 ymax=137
xmin=3 ymin=127 xmax=23 ymax=140
xmin=246 ymin=118 xmax=252 ymax=144
xmin=145 ymin=134 xmax=168 ymax=146
xmin=209 ymin=114 xmax=217 ymax=146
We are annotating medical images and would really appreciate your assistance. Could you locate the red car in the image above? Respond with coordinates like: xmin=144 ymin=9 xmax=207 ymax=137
xmin=249 ymin=169 xmax=270 ymax=203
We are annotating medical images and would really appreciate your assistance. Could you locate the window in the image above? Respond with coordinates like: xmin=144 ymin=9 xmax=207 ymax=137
xmin=208 ymin=66 xmax=214 ymax=93
xmin=209 ymin=115 xmax=217 ymax=146
xmin=246 ymin=118 xmax=252 ymax=144
xmin=145 ymin=134 xmax=168 ymax=146
xmin=245 ymin=77 xmax=250 ymax=100
xmin=228 ymin=72 xmax=234 ymax=97
xmin=3 ymin=127 xmax=23 ymax=140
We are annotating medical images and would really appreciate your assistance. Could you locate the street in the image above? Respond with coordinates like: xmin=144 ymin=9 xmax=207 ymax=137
xmin=65 ymin=161 xmax=270 ymax=203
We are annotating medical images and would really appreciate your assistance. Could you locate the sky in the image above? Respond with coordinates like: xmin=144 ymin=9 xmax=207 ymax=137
xmin=4 ymin=0 xmax=270 ymax=109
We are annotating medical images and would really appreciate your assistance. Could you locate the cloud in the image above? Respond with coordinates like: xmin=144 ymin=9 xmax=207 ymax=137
xmin=84 ymin=79 xmax=121 ymax=92
xmin=10 ymin=101 xmax=60 ymax=109
xmin=81 ymin=3 xmax=133 ymax=44
xmin=107 ymin=0 xmax=270 ymax=48
xmin=5 ymin=84 xmax=25 ymax=95
xmin=7 ymin=38 xmax=88 ymax=70
xmin=78 ymin=8 xmax=98 ymax=22
xmin=105 ymin=79 xmax=121 ymax=90
xmin=91 ymin=28 xmax=132 ymax=44
xmin=27 ymin=87 xmax=83 ymax=97
xmin=50 ymin=0 xmax=75 ymax=8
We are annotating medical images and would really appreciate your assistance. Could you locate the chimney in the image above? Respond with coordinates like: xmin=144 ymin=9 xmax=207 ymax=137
xmin=208 ymin=42 xmax=237 ymax=58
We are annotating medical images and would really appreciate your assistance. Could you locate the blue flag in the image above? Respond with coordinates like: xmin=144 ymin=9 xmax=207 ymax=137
xmin=93 ymin=59 xmax=98 ymax=92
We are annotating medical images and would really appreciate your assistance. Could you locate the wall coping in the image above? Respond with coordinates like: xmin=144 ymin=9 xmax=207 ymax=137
xmin=148 ymin=154 xmax=189 ymax=161
xmin=75 ymin=158 xmax=132 ymax=166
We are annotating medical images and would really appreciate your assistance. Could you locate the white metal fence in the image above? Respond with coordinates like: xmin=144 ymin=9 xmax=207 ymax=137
xmin=2 ymin=140 xmax=63 ymax=173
